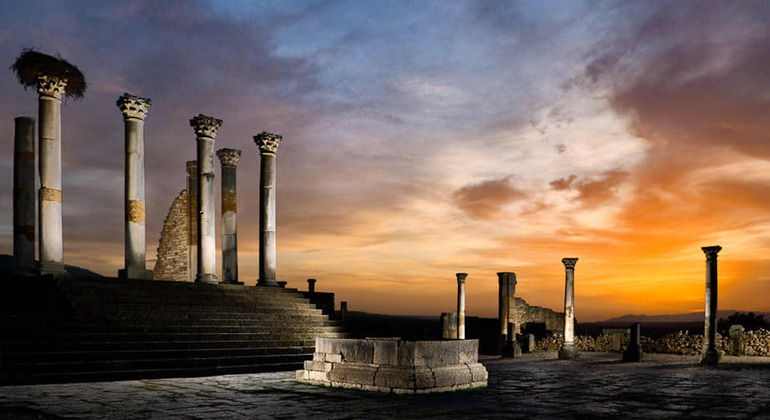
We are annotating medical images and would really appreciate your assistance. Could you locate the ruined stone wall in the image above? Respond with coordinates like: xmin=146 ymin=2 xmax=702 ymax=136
xmin=152 ymin=190 xmax=189 ymax=281
xmin=508 ymin=297 xmax=564 ymax=335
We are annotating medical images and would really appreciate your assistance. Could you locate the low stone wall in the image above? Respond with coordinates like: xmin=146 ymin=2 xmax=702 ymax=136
xmin=535 ymin=328 xmax=770 ymax=356
xmin=152 ymin=190 xmax=188 ymax=282
xmin=297 ymin=338 xmax=487 ymax=393
xmin=507 ymin=297 xmax=564 ymax=335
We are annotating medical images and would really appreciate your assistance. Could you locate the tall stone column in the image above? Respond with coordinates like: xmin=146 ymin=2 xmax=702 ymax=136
xmin=186 ymin=161 xmax=198 ymax=282
xmin=216 ymin=148 xmax=242 ymax=285
xmin=13 ymin=116 xmax=36 ymax=275
xmin=254 ymin=132 xmax=282 ymax=287
xmin=117 ymin=93 xmax=152 ymax=280
xmin=307 ymin=278 xmax=317 ymax=293
xmin=559 ymin=258 xmax=580 ymax=360
xmin=457 ymin=273 xmax=468 ymax=339
xmin=497 ymin=272 xmax=517 ymax=345
xmin=37 ymin=75 xmax=68 ymax=275
xmin=190 ymin=115 xmax=222 ymax=284
xmin=699 ymin=245 xmax=722 ymax=366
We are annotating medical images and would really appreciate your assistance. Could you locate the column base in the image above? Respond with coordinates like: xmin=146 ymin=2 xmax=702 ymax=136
xmin=13 ymin=265 xmax=37 ymax=277
xmin=622 ymin=346 xmax=642 ymax=362
xmin=502 ymin=342 xmax=522 ymax=358
xmin=257 ymin=278 xmax=280 ymax=287
xmin=39 ymin=261 xmax=67 ymax=277
xmin=118 ymin=268 xmax=153 ymax=280
xmin=558 ymin=343 xmax=580 ymax=360
xmin=698 ymin=348 xmax=721 ymax=366
xmin=196 ymin=273 xmax=219 ymax=284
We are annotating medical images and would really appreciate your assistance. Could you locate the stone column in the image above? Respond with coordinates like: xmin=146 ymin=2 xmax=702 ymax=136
xmin=186 ymin=161 xmax=198 ymax=282
xmin=37 ymin=75 xmax=68 ymax=275
xmin=340 ymin=301 xmax=348 ymax=321
xmin=559 ymin=258 xmax=580 ymax=360
xmin=699 ymin=245 xmax=722 ymax=366
xmin=13 ymin=116 xmax=35 ymax=275
xmin=623 ymin=322 xmax=642 ymax=362
xmin=254 ymin=132 xmax=282 ymax=287
xmin=117 ymin=93 xmax=152 ymax=280
xmin=307 ymin=278 xmax=317 ymax=293
xmin=497 ymin=272 xmax=517 ymax=348
xmin=217 ymin=148 xmax=242 ymax=285
xmin=456 ymin=273 xmax=468 ymax=339
xmin=190 ymin=115 xmax=222 ymax=284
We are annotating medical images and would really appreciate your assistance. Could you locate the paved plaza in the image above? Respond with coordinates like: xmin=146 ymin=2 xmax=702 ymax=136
xmin=2 ymin=352 xmax=770 ymax=419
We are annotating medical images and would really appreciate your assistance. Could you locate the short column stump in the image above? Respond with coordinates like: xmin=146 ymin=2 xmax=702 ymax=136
xmin=297 ymin=337 xmax=488 ymax=393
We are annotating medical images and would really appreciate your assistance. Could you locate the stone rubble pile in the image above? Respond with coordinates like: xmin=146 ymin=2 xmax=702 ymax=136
xmin=533 ymin=328 xmax=770 ymax=357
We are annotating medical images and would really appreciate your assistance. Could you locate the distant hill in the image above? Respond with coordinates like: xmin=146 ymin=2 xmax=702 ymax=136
xmin=0 ymin=254 xmax=104 ymax=277
xmin=603 ymin=310 xmax=770 ymax=323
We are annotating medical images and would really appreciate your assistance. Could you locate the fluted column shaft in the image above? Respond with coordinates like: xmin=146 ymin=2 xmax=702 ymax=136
xmin=217 ymin=148 xmax=241 ymax=284
xmin=186 ymin=161 xmax=198 ymax=282
xmin=191 ymin=115 xmax=222 ymax=284
xmin=457 ymin=273 xmax=467 ymax=339
xmin=700 ymin=245 xmax=722 ymax=365
xmin=559 ymin=258 xmax=580 ymax=359
xmin=254 ymin=132 xmax=282 ymax=287
xmin=13 ymin=116 xmax=35 ymax=275
xmin=37 ymin=76 xmax=67 ymax=275
xmin=118 ymin=93 xmax=152 ymax=279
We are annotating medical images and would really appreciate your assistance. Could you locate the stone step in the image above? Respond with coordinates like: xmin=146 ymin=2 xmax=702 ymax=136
xmin=68 ymin=301 xmax=322 ymax=314
xmin=1 ymin=339 xmax=316 ymax=352
xmin=61 ymin=289 xmax=312 ymax=303
xmin=8 ymin=330 xmax=346 ymax=343
xmin=0 ymin=360 xmax=306 ymax=386
xmin=2 ymin=346 xmax=315 ymax=363
xmin=1 ymin=353 xmax=312 ymax=377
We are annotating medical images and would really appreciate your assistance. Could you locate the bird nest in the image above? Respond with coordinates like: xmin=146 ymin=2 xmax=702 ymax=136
xmin=10 ymin=49 xmax=86 ymax=98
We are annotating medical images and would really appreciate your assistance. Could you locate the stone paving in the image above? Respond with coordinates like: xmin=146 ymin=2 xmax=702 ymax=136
xmin=2 ymin=352 xmax=770 ymax=419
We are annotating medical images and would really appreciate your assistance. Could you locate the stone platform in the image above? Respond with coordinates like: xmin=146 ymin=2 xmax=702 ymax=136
xmin=296 ymin=337 xmax=488 ymax=393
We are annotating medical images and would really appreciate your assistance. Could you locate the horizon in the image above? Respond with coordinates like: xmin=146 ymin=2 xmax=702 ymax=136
xmin=2 ymin=1 xmax=770 ymax=322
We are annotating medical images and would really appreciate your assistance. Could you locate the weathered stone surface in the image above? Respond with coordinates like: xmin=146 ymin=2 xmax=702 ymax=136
xmin=299 ymin=338 xmax=487 ymax=393
xmin=153 ymin=190 xmax=189 ymax=281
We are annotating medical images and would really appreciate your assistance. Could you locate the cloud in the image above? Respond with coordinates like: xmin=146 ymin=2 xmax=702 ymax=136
xmin=550 ymin=169 xmax=629 ymax=205
xmin=452 ymin=176 xmax=527 ymax=220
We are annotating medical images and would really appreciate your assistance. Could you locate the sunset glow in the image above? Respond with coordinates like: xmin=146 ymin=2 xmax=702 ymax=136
xmin=2 ymin=1 xmax=770 ymax=321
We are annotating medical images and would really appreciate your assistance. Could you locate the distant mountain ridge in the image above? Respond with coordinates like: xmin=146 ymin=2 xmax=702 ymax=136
xmin=603 ymin=310 xmax=770 ymax=323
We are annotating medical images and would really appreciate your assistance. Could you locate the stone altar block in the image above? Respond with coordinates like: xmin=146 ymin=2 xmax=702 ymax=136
xmin=297 ymin=337 xmax=487 ymax=393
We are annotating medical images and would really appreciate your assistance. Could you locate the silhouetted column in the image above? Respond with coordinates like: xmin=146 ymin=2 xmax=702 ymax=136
xmin=623 ymin=322 xmax=642 ymax=362
xmin=13 ymin=116 xmax=35 ymax=275
xmin=340 ymin=301 xmax=348 ymax=321
xmin=217 ymin=148 xmax=241 ymax=285
xmin=457 ymin=273 xmax=467 ymax=339
xmin=190 ymin=114 xmax=222 ymax=284
xmin=307 ymin=278 xmax=317 ymax=293
xmin=186 ymin=161 xmax=198 ymax=282
xmin=699 ymin=245 xmax=722 ymax=366
xmin=559 ymin=258 xmax=580 ymax=360
xmin=254 ymin=132 xmax=282 ymax=287
xmin=37 ymin=75 xmax=67 ymax=275
xmin=117 ymin=93 xmax=152 ymax=280
xmin=498 ymin=272 xmax=517 ymax=348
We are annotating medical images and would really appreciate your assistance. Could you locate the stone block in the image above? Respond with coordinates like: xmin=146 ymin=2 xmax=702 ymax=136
xmin=304 ymin=360 xmax=332 ymax=372
xmin=414 ymin=366 xmax=436 ymax=389
xmin=432 ymin=365 xmax=472 ymax=388
xmin=296 ymin=369 xmax=308 ymax=380
xmin=397 ymin=341 xmax=416 ymax=366
xmin=325 ymin=353 xmax=342 ymax=363
xmin=468 ymin=363 xmax=488 ymax=383
xmin=374 ymin=366 xmax=416 ymax=389
xmin=328 ymin=364 xmax=377 ymax=386
xmin=308 ymin=370 xmax=329 ymax=382
xmin=373 ymin=339 xmax=399 ymax=365
xmin=414 ymin=341 xmax=458 ymax=367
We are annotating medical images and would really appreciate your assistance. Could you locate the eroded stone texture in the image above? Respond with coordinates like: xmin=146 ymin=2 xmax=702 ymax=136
xmin=298 ymin=338 xmax=487 ymax=393
xmin=254 ymin=131 xmax=282 ymax=287
xmin=152 ymin=190 xmax=189 ymax=282
xmin=699 ymin=245 xmax=722 ymax=366
xmin=13 ymin=116 xmax=35 ymax=275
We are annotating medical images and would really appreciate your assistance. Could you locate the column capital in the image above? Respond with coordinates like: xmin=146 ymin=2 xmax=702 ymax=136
xmin=216 ymin=148 xmax=242 ymax=167
xmin=562 ymin=258 xmax=578 ymax=269
xmin=190 ymin=114 xmax=223 ymax=138
xmin=36 ymin=74 xmax=67 ymax=99
xmin=116 ymin=92 xmax=151 ymax=120
xmin=186 ymin=161 xmax=198 ymax=177
xmin=702 ymin=245 xmax=722 ymax=259
xmin=254 ymin=131 xmax=282 ymax=154
xmin=456 ymin=273 xmax=468 ymax=283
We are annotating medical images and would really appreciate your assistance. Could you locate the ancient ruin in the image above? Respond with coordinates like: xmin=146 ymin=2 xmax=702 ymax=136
xmin=254 ymin=132 xmax=282 ymax=287
xmin=152 ymin=189 xmax=188 ymax=282
xmin=456 ymin=272 xmax=467 ymax=339
xmin=297 ymin=338 xmax=487 ymax=393
xmin=699 ymin=245 xmax=722 ymax=365
xmin=559 ymin=258 xmax=580 ymax=360
xmin=13 ymin=116 xmax=35 ymax=275
xmin=217 ymin=148 xmax=242 ymax=284
xmin=117 ymin=93 xmax=152 ymax=280
xmin=190 ymin=115 xmax=222 ymax=284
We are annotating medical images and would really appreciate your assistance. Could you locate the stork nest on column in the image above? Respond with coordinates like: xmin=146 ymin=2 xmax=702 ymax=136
xmin=10 ymin=49 xmax=87 ymax=98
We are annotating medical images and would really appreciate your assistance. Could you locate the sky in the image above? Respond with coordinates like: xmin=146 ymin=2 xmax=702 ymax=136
xmin=1 ymin=0 xmax=770 ymax=322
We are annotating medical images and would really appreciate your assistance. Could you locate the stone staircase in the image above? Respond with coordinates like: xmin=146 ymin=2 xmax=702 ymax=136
xmin=0 ymin=275 xmax=345 ymax=385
